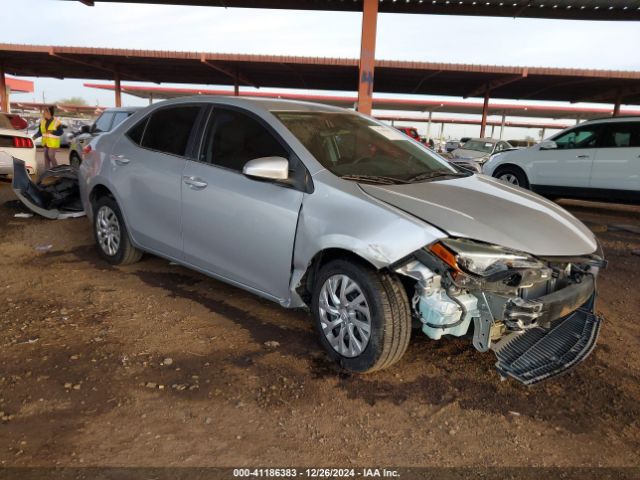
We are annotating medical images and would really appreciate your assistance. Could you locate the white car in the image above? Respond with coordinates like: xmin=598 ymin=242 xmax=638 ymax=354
xmin=0 ymin=113 xmax=37 ymax=177
xmin=483 ymin=117 xmax=640 ymax=204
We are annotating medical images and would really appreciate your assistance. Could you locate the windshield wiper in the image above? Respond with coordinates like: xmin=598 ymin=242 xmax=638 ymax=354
xmin=406 ymin=170 xmax=469 ymax=183
xmin=341 ymin=174 xmax=410 ymax=185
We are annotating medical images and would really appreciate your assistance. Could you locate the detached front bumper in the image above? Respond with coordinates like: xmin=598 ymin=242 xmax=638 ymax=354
xmin=492 ymin=293 xmax=601 ymax=385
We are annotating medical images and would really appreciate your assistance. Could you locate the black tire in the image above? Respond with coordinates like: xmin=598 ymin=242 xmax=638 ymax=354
xmin=311 ymin=259 xmax=411 ymax=373
xmin=93 ymin=196 xmax=142 ymax=265
xmin=494 ymin=165 xmax=529 ymax=189
xmin=69 ymin=152 xmax=82 ymax=168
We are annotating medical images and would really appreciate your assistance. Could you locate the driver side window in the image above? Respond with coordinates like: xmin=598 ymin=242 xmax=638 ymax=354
xmin=201 ymin=108 xmax=289 ymax=172
xmin=554 ymin=125 xmax=601 ymax=150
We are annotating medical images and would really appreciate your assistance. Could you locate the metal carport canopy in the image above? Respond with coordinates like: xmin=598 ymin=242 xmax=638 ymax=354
xmin=2 ymin=44 xmax=640 ymax=105
xmin=72 ymin=1 xmax=640 ymax=21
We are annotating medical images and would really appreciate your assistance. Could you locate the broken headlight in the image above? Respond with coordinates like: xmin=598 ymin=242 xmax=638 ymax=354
xmin=430 ymin=238 xmax=545 ymax=278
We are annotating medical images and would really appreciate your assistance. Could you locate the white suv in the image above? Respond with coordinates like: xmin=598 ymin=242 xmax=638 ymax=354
xmin=483 ymin=117 xmax=640 ymax=204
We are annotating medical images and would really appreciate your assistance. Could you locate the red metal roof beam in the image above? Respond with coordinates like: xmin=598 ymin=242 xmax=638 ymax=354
xmin=199 ymin=53 xmax=259 ymax=90
xmin=465 ymin=69 xmax=529 ymax=99
xmin=576 ymin=84 xmax=640 ymax=104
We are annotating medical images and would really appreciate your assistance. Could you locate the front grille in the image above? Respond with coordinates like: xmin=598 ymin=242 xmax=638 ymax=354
xmin=493 ymin=298 xmax=601 ymax=385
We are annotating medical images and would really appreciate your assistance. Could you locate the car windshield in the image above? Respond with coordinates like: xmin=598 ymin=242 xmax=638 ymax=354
xmin=462 ymin=140 xmax=495 ymax=153
xmin=272 ymin=111 xmax=463 ymax=183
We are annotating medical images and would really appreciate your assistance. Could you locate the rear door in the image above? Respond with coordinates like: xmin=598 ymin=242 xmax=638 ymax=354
xmin=109 ymin=104 xmax=203 ymax=259
xmin=529 ymin=124 xmax=603 ymax=188
xmin=181 ymin=106 xmax=304 ymax=301
xmin=590 ymin=121 xmax=640 ymax=194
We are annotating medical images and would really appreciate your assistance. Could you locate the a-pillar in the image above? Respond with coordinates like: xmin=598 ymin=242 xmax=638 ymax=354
xmin=356 ymin=0 xmax=378 ymax=115
xmin=0 ymin=66 xmax=7 ymax=112
xmin=480 ymin=89 xmax=490 ymax=137
xmin=114 ymin=71 xmax=122 ymax=108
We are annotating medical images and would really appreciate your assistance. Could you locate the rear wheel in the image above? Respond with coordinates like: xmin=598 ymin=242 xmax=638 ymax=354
xmin=494 ymin=165 xmax=529 ymax=189
xmin=93 ymin=196 xmax=142 ymax=265
xmin=311 ymin=259 xmax=411 ymax=373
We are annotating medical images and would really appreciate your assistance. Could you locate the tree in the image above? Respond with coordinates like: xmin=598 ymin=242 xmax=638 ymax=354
xmin=57 ymin=97 xmax=88 ymax=106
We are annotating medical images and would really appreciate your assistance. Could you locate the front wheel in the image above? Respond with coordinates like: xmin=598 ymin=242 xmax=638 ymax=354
xmin=494 ymin=166 xmax=529 ymax=189
xmin=311 ymin=259 xmax=412 ymax=373
xmin=93 ymin=196 xmax=142 ymax=265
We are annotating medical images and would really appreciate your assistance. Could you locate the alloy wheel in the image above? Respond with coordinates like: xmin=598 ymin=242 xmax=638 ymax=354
xmin=499 ymin=173 xmax=520 ymax=185
xmin=96 ymin=205 xmax=121 ymax=256
xmin=318 ymin=274 xmax=371 ymax=358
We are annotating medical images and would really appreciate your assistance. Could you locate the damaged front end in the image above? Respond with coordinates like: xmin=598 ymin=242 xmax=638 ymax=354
xmin=395 ymin=238 xmax=606 ymax=385
xmin=11 ymin=158 xmax=84 ymax=220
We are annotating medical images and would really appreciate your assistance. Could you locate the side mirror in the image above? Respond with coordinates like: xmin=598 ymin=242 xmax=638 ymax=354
xmin=80 ymin=125 xmax=91 ymax=134
xmin=539 ymin=140 xmax=557 ymax=150
xmin=242 ymin=156 xmax=289 ymax=181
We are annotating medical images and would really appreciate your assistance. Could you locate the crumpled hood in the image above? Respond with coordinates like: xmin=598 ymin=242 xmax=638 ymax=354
xmin=452 ymin=148 xmax=488 ymax=160
xmin=359 ymin=175 xmax=597 ymax=257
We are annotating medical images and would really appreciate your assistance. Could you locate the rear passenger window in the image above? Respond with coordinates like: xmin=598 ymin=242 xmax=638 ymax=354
xmin=201 ymin=108 xmax=288 ymax=171
xmin=141 ymin=106 xmax=201 ymax=157
xmin=600 ymin=122 xmax=640 ymax=148
xmin=126 ymin=118 xmax=147 ymax=145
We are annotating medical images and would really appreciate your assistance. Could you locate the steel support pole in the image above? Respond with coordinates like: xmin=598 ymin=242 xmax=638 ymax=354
xmin=234 ymin=71 xmax=239 ymax=96
xmin=438 ymin=122 xmax=445 ymax=151
xmin=0 ymin=66 xmax=7 ymax=113
xmin=490 ymin=125 xmax=495 ymax=138
xmin=499 ymin=113 xmax=506 ymax=140
xmin=613 ymin=92 xmax=622 ymax=116
xmin=426 ymin=111 xmax=433 ymax=142
xmin=149 ymin=93 xmax=153 ymax=105
xmin=357 ymin=0 xmax=378 ymax=115
xmin=114 ymin=71 xmax=122 ymax=108
xmin=540 ymin=128 xmax=546 ymax=141
xmin=480 ymin=89 xmax=490 ymax=137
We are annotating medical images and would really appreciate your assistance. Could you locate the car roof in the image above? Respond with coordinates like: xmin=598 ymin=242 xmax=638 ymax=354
xmin=142 ymin=95 xmax=350 ymax=114
xmin=102 ymin=107 xmax=142 ymax=113
xmin=581 ymin=115 xmax=640 ymax=125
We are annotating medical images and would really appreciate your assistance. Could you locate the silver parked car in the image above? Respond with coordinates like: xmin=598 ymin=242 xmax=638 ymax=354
xmin=450 ymin=138 xmax=514 ymax=172
xmin=78 ymin=97 xmax=605 ymax=384
xmin=69 ymin=107 xmax=139 ymax=168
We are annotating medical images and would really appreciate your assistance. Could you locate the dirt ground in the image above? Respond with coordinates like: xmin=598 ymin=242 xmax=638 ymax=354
xmin=1 ymin=155 xmax=640 ymax=469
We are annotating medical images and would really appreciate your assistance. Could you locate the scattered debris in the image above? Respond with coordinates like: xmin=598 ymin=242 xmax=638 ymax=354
xmin=35 ymin=244 xmax=53 ymax=252
xmin=264 ymin=340 xmax=280 ymax=348
xmin=162 ymin=357 xmax=173 ymax=366
xmin=145 ymin=382 xmax=157 ymax=389
xmin=14 ymin=212 xmax=33 ymax=218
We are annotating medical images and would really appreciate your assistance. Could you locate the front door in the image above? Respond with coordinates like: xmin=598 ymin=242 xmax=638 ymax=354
xmin=181 ymin=106 xmax=304 ymax=301
xmin=529 ymin=124 xmax=603 ymax=188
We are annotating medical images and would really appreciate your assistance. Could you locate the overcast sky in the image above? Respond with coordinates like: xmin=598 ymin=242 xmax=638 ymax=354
xmin=4 ymin=0 xmax=640 ymax=139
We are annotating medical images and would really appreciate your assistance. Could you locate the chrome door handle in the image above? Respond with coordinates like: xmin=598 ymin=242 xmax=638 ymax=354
xmin=576 ymin=154 xmax=590 ymax=158
xmin=111 ymin=154 xmax=130 ymax=165
xmin=183 ymin=176 xmax=208 ymax=190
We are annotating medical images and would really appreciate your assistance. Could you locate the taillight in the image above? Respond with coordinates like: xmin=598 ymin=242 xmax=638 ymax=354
xmin=12 ymin=137 xmax=33 ymax=149
xmin=82 ymin=145 xmax=92 ymax=156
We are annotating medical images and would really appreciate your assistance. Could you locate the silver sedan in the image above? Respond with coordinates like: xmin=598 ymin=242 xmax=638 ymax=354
xmin=78 ymin=97 xmax=604 ymax=384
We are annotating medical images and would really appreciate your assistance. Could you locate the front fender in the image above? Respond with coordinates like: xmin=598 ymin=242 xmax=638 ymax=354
xmin=287 ymin=173 xmax=446 ymax=307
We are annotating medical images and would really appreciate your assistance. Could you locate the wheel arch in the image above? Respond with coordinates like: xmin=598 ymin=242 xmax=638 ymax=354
xmin=493 ymin=163 xmax=530 ymax=187
xmin=294 ymin=247 xmax=382 ymax=307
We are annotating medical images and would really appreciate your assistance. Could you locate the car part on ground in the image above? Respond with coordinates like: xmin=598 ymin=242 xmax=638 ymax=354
xmin=78 ymin=96 xmax=605 ymax=383
xmin=11 ymin=158 xmax=85 ymax=219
